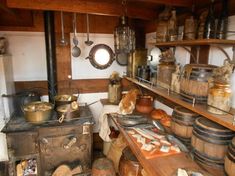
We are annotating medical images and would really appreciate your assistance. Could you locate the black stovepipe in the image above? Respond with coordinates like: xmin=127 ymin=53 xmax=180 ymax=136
xmin=44 ymin=11 xmax=58 ymax=102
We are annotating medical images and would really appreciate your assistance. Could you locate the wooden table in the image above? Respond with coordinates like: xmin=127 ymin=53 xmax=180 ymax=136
xmin=110 ymin=115 xmax=206 ymax=176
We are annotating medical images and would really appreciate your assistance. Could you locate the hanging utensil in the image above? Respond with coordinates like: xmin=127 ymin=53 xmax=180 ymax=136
xmin=60 ymin=11 xmax=68 ymax=46
xmin=71 ymin=13 xmax=81 ymax=57
xmin=84 ymin=14 xmax=93 ymax=46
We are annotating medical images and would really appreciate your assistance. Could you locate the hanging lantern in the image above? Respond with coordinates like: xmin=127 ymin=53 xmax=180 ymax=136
xmin=114 ymin=0 xmax=135 ymax=54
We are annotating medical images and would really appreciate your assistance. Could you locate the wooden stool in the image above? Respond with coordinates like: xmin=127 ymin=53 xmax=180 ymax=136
xmin=91 ymin=158 xmax=115 ymax=176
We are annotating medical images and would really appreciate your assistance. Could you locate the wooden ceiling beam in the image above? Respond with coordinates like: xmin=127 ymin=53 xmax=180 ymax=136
xmin=6 ymin=0 xmax=158 ymax=20
xmin=129 ymin=0 xmax=193 ymax=7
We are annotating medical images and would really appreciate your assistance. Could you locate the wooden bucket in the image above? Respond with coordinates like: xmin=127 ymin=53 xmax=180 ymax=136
xmin=191 ymin=117 xmax=234 ymax=161
xmin=180 ymin=64 xmax=216 ymax=103
xmin=225 ymin=137 xmax=235 ymax=176
xmin=119 ymin=147 xmax=143 ymax=176
xmin=171 ymin=106 xmax=199 ymax=138
xmin=91 ymin=158 xmax=116 ymax=176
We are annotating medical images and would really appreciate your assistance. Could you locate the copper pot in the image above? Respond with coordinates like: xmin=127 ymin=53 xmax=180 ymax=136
xmin=56 ymin=102 xmax=79 ymax=123
xmin=23 ymin=101 xmax=53 ymax=124
xmin=54 ymin=94 xmax=78 ymax=108
xmin=136 ymin=95 xmax=153 ymax=114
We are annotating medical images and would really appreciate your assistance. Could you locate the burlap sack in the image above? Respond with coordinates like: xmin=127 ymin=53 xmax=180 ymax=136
xmin=107 ymin=133 xmax=127 ymax=172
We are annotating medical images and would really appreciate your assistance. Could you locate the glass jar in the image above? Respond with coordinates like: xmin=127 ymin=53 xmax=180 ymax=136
xmin=157 ymin=61 xmax=176 ymax=89
xmin=108 ymin=83 xmax=122 ymax=104
xmin=207 ymin=82 xmax=232 ymax=114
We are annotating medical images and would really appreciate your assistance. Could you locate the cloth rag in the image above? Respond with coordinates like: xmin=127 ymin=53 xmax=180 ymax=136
xmin=98 ymin=105 xmax=119 ymax=142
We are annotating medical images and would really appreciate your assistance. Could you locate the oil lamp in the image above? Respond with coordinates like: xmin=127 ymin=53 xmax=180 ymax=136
xmin=114 ymin=0 xmax=135 ymax=54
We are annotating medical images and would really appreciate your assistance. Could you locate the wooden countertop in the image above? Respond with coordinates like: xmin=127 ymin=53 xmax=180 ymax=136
xmin=110 ymin=115 xmax=205 ymax=176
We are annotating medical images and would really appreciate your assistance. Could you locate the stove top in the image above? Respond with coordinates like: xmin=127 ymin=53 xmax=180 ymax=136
xmin=2 ymin=105 xmax=93 ymax=133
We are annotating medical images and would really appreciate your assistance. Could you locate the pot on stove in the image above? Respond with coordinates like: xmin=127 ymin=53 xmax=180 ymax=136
xmin=56 ymin=101 xmax=80 ymax=123
xmin=54 ymin=94 xmax=78 ymax=108
xmin=23 ymin=101 xmax=53 ymax=124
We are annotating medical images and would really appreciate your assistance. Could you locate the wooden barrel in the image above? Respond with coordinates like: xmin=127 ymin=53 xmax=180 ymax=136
xmin=119 ymin=147 xmax=143 ymax=176
xmin=191 ymin=117 xmax=234 ymax=162
xmin=193 ymin=150 xmax=225 ymax=176
xmin=171 ymin=106 xmax=199 ymax=139
xmin=91 ymin=158 xmax=116 ymax=176
xmin=225 ymin=137 xmax=235 ymax=176
xmin=180 ymin=64 xmax=216 ymax=103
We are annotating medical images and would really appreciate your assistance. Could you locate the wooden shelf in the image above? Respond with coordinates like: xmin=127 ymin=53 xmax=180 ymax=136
xmin=149 ymin=39 xmax=235 ymax=47
xmin=125 ymin=77 xmax=235 ymax=131
xmin=110 ymin=115 xmax=205 ymax=176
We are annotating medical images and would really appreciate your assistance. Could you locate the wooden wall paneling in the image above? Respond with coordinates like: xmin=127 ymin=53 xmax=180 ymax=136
xmin=0 ymin=10 xmax=44 ymax=31
xmin=55 ymin=32 xmax=72 ymax=82
xmin=15 ymin=78 xmax=132 ymax=95
xmin=14 ymin=81 xmax=48 ymax=95
xmin=129 ymin=0 xmax=193 ymax=7
xmin=6 ymin=0 xmax=158 ymax=20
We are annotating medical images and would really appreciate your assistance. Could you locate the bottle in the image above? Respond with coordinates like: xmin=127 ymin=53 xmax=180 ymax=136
xmin=203 ymin=0 xmax=216 ymax=39
xmin=168 ymin=10 xmax=177 ymax=41
xmin=156 ymin=6 xmax=171 ymax=42
xmin=216 ymin=0 xmax=228 ymax=39
xmin=184 ymin=5 xmax=196 ymax=40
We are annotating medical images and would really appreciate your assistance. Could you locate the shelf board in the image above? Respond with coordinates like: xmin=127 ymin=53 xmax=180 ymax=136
xmin=125 ymin=77 xmax=235 ymax=131
xmin=149 ymin=39 xmax=235 ymax=47
xmin=110 ymin=115 xmax=205 ymax=176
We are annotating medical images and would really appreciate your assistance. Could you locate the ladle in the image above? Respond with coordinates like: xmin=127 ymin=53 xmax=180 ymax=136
xmin=84 ymin=14 xmax=93 ymax=46
xmin=71 ymin=13 xmax=81 ymax=57
xmin=60 ymin=11 xmax=68 ymax=46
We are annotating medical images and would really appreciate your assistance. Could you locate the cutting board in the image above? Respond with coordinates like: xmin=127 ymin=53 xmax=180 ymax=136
xmin=127 ymin=130 xmax=181 ymax=159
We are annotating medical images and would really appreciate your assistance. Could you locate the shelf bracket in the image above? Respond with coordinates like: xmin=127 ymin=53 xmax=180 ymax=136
xmin=178 ymin=46 xmax=198 ymax=64
xmin=211 ymin=44 xmax=232 ymax=63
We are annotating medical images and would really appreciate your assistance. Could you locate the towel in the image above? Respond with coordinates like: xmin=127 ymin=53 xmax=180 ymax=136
xmin=98 ymin=105 xmax=119 ymax=142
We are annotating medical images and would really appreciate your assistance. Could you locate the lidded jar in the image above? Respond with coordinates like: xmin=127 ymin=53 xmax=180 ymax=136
xmin=157 ymin=60 xmax=176 ymax=89
xmin=207 ymin=81 xmax=232 ymax=114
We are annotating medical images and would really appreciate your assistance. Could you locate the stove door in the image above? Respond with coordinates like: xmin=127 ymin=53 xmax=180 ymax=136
xmin=38 ymin=124 xmax=92 ymax=174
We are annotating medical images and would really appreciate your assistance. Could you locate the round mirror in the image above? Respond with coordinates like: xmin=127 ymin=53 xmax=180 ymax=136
xmin=87 ymin=44 xmax=115 ymax=69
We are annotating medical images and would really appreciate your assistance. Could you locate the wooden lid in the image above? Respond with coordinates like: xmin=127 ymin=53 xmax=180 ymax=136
xmin=193 ymin=117 xmax=234 ymax=144
xmin=174 ymin=106 xmax=199 ymax=117
xmin=195 ymin=117 xmax=232 ymax=133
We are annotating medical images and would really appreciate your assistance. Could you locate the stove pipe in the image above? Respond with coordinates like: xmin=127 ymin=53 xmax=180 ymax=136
xmin=44 ymin=11 xmax=57 ymax=102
